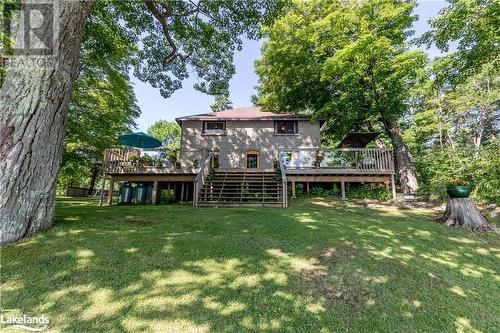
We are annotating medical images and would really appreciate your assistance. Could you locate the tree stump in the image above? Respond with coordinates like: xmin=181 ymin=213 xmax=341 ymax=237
xmin=438 ymin=198 xmax=496 ymax=232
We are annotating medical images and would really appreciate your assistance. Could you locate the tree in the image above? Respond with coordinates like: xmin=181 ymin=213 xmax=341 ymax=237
xmin=147 ymin=120 xmax=180 ymax=148
xmin=421 ymin=0 xmax=500 ymax=85
xmin=210 ymin=92 xmax=233 ymax=112
xmin=254 ymin=0 xmax=426 ymax=193
xmin=59 ymin=2 xmax=141 ymax=195
xmin=0 ymin=0 xmax=285 ymax=244
xmin=402 ymin=63 xmax=499 ymax=205
xmin=442 ymin=64 xmax=499 ymax=150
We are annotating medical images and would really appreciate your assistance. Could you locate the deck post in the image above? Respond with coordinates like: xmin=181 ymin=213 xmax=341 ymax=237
xmin=391 ymin=174 xmax=397 ymax=202
xmin=152 ymin=180 xmax=158 ymax=205
xmin=306 ymin=181 xmax=310 ymax=194
xmin=99 ymin=174 xmax=106 ymax=207
xmin=291 ymin=180 xmax=296 ymax=198
xmin=341 ymin=180 xmax=346 ymax=199
xmin=180 ymin=182 xmax=185 ymax=202
xmin=107 ymin=177 xmax=114 ymax=205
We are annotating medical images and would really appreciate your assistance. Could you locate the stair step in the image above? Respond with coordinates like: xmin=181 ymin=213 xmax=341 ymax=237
xmin=198 ymin=202 xmax=283 ymax=208
xmin=196 ymin=171 xmax=284 ymax=208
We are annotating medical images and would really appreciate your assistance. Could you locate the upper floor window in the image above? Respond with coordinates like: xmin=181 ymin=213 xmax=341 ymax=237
xmin=274 ymin=121 xmax=298 ymax=134
xmin=203 ymin=121 xmax=226 ymax=135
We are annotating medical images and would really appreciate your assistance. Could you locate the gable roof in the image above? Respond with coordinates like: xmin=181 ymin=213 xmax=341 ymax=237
xmin=175 ymin=107 xmax=314 ymax=124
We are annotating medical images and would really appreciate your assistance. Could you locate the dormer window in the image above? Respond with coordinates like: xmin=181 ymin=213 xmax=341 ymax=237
xmin=203 ymin=121 xmax=226 ymax=135
xmin=274 ymin=121 xmax=298 ymax=134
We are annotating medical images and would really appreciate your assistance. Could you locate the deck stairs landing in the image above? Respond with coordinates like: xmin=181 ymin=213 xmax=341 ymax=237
xmin=197 ymin=171 xmax=284 ymax=207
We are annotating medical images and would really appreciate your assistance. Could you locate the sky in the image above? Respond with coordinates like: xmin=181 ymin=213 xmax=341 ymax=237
xmin=132 ymin=0 xmax=449 ymax=132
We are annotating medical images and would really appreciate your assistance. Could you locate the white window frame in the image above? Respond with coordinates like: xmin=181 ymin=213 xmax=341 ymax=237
xmin=203 ymin=121 xmax=226 ymax=135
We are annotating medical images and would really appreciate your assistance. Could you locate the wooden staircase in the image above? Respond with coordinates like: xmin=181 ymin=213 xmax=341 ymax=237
xmin=196 ymin=171 xmax=285 ymax=207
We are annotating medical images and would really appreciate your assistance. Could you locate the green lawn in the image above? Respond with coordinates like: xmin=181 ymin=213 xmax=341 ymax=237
xmin=1 ymin=197 xmax=499 ymax=332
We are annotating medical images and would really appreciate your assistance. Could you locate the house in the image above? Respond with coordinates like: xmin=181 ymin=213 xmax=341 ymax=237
xmin=175 ymin=107 xmax=322 ymax=170
xmin=102 ymin=107 xmax=395 ymax=207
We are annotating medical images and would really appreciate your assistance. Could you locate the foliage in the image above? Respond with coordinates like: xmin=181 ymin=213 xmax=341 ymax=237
xmin=104 ymin=0 xmax=287 ymax=98
xmin=147 ymin=120 xmax=181 ymax=148
xmin=57 ymin=2 xmax=140 ymax=194
xmin=421 ymin=0 xmax=500 ymax=85
xmin=2 ymin=197 xmax=499 ymax=331
xmin=405 ymin=61 xmax=499 ymax=204
xmin=347 ymin=185 xmax=392 ymax=201
xmin=414 ymin=144 xmax=500 ymax=204
xmin=210 ymin=92 xmax=233 ymax=112
xmin=160 ymin=189 xmax=176 ymax=203
xmin=0 ymin=0 xmax=19 ymax=87
xmin=447 ymin=178 xmax=470 ymax=187
xmin=254 ymin=0 xmax=427 ymax=141
xmin=309 ymin=186 xmax=340 ymax=197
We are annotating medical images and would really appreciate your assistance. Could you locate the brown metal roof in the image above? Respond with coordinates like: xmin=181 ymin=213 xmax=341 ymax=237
xmin=175 ymin=107 xmax=314 ymax=124
xmin=337 ymin=132 xmax=381 ymax=148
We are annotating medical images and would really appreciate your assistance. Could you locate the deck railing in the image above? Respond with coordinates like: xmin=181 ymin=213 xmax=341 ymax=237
xmin=279 ymin=148 xmax=395 ymax=174
xmin=278 ymin=154 xmax=288 ymax=207
xmin=103 ymin=148 xmax=198 ymax=174
xmin=193 ymin=153 xmax=214 ymax=206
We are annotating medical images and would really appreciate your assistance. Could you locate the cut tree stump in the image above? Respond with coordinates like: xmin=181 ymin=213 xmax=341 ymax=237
xmin=438 ymin=198 xmax=496 ymax=232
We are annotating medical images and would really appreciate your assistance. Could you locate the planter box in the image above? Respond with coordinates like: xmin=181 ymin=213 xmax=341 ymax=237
xmin=447 ymin=186 xmax=471 ymax=198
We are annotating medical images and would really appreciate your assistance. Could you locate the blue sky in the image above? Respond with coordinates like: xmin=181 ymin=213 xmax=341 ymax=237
xmin=132 ymin=0 xmax=449 ymax=132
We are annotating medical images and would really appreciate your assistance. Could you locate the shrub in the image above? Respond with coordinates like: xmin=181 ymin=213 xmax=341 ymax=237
xmin=309 ymin=186 xmax=340 ymax=197
xmin=347 ymin=185 xmax=391 ymax=201
xmin=415 ymin=143 xmax=500 ymax=204
xmin=160 ymin=189 xmax=176 ymax=203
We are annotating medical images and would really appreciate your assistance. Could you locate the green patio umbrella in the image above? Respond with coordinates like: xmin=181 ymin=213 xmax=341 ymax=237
xmin=118 ymin=132 xmax=162 ymax=149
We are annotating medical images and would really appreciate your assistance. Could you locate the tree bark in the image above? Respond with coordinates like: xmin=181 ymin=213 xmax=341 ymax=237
xmin=381 ymin=115 xmax=419 ymax=194
xmin=88 ymin=164 xmax=100 ymax=195
xmin=0 ymin=0 xmax=95 ymax=244
xmin=439 ymin=198 xmax=496 ymax=232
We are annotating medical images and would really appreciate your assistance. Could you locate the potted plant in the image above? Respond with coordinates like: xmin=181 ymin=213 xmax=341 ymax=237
xmin=313 ymin=151 xmax=324 ymax=168
xmin=193 ymin=159 xmax=200 ymax=168
xmin=446 ymin=178 xmax=471 ymax=198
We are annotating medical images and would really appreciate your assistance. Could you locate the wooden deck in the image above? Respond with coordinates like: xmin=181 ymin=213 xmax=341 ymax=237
xmin=101 ymin=147 xmax=397 ymax=206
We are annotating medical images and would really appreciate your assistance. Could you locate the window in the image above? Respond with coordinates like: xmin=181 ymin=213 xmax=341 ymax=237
xmin=246 ymin=151 xmax=259 ymax=169
xmin=203 ymin=121 xmax=225 ymax=134
xmin=274 ymin=121 xmax=298 ymax=134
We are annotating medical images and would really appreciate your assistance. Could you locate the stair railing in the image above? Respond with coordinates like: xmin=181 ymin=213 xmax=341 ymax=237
xmin=193 ymin=153 xmax=214 ymax=207
xmin=279 ymin=154 xmax=288 ymax=208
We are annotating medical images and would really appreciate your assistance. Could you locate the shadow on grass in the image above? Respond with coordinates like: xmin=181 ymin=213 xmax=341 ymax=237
xmin=1 ymin=197 xmax=499 ymax=332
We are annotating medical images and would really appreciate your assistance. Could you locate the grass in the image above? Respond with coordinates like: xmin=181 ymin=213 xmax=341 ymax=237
xmin=1 ymin=197 xmax=499 ymax=332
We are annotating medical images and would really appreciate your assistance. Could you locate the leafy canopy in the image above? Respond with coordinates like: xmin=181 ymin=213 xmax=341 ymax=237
xmin=147 ymin=120 xmax=181 ymax=148
xmin=98 ymin=0 xmax=287 ymax=98
xmin=254 ymin=0 xmax=427 ymax=140
xmin=421 ymin=0 xmax=500 ymax=85
xmin=58 ymin=1 xmax=140 ymax=191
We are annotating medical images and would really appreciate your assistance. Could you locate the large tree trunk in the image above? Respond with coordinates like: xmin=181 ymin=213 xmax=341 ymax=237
xmin=0 ymin=0 xmax=95 ymax=244
xmin=381 ymin=115 xmax=419 ymax=194
xmin=439 ymin=198 xmax=496 ymax=232
xmin=88 ymin=164 xmax=100 ymax=195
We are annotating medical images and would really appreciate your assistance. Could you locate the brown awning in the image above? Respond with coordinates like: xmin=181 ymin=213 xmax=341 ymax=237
xmin=337 ymin=132 xmax=380 ymax=148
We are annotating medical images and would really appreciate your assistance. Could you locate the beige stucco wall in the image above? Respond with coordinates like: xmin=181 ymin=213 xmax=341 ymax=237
xmin=179 ymin=120 xmax=321 ymax=170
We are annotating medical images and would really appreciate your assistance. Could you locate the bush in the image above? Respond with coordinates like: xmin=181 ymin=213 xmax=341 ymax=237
xmin=309 ymin=186 xmax=340 ymax=197
xmin=160 ymin=189 xmax=176 ymax=203
xmin=415 ymin=143 xmax=500 ymax=204
xmin=347 ymin=185 xmax=391 ymax=201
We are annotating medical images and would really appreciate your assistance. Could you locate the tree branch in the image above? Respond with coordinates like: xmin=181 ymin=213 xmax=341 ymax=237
xmin=143 ymin=0 xmax=205 ymax=65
